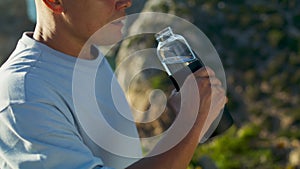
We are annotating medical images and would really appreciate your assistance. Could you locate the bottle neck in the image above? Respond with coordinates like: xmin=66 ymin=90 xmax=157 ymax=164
xmin=155 ymin=27 xmax=174 ymax=42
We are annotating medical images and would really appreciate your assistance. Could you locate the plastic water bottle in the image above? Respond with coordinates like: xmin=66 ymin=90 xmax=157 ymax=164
xmin=155 ymin=27 xmax=233 ymax=143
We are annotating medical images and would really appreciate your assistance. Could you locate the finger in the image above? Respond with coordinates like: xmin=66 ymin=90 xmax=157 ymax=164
xmin=193 ymin=66 xmax=215 ymax=77
xmin=212 ymin=86 xmax=227 ymax=105
xmin=209 ymin=77 xmax=223 ymax=86
xmin=194 ymin=77 xmax=223 ymax=88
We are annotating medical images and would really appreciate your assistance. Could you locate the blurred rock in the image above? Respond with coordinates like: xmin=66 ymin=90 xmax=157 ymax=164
xmin=265 ymin=115 xmax=281 ymax=133
xmin=289 ymin=148 xmax=300 ymax=166
xmin=115 ymin=0 xmax=186 ymax=141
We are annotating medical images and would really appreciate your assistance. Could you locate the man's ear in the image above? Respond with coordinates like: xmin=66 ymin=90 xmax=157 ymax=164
xmin=42 ymin=0 xmax=63 ymax=13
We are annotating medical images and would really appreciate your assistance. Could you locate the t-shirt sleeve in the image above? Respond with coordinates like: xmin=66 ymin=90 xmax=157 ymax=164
xmin=0 ymin=102 xmax=113 ymax=169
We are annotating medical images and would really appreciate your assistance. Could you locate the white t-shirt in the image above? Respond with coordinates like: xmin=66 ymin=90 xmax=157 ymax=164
xmin=0 ymin=32 xmax=142 ymax=169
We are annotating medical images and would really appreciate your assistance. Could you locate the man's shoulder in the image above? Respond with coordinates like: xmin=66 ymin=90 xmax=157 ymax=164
xmin=0 ymin=51 xmax=61 ymax=112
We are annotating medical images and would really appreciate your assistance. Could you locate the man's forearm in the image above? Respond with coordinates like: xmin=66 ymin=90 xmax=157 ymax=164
xmin=127 ymin=67 xmax=226 ymax=169
xmin=126 ymin=113 xmax=206 ymax=169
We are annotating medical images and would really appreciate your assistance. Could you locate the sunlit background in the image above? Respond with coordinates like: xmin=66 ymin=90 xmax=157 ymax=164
xmin=0 ymin=0 xmax=299 ymax=168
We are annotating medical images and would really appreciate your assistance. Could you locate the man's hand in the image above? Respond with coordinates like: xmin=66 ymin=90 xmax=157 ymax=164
xmin=168 ymin=66 xmax=227 ymax=139
xmin=128 ymin=67 xmax=227 ymax=169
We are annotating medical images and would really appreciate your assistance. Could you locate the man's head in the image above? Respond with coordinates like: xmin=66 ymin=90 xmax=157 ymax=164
xmin=34 ymin=0 xmax=132 ymax=56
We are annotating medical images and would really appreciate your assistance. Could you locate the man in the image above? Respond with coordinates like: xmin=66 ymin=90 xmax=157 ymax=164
xmin=0 ymin=0 xmax=227 ymax=168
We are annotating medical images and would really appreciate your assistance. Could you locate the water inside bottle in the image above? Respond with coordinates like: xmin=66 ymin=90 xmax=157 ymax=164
xmin=161 ymin=56 xmax=196 ymax=76
xmin=162 ymin=56 xmax=195 ymax=64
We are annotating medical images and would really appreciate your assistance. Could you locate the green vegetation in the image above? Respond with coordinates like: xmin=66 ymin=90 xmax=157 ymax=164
xmin=190 ymin=124 xmax=281 ymax=169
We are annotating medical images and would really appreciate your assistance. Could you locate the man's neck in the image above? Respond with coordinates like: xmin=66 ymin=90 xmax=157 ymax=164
xmin=33 ymin=24 xmax=85 ymax=58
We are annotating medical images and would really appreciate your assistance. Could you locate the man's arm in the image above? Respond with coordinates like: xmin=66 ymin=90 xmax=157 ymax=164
xmin=126 ymin=67 xmax=227 ymax=169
